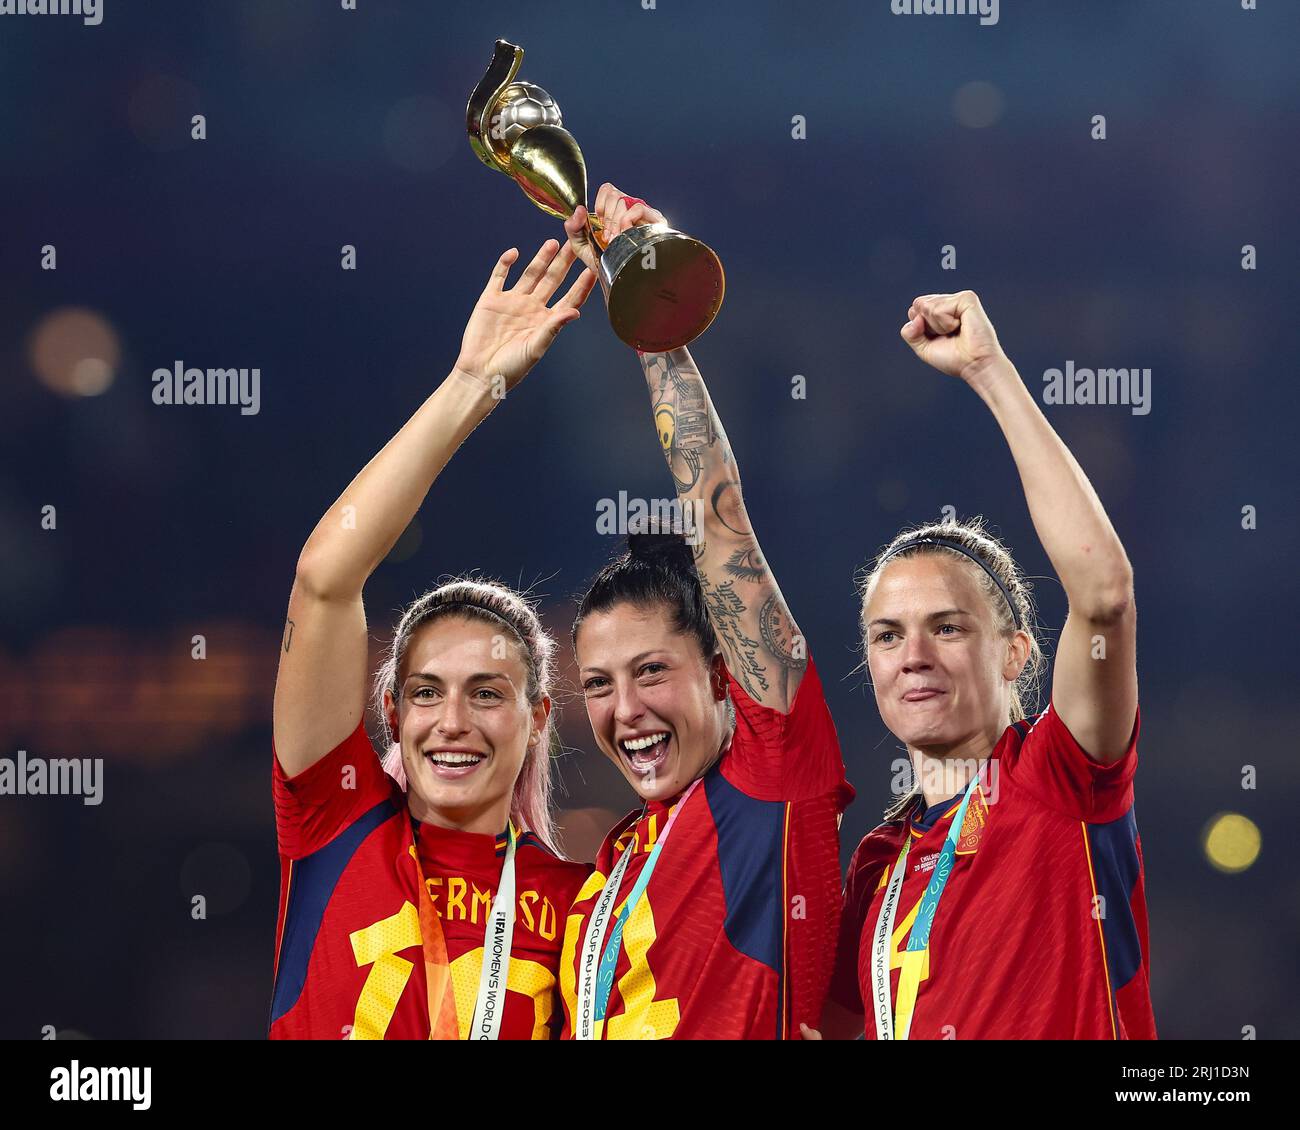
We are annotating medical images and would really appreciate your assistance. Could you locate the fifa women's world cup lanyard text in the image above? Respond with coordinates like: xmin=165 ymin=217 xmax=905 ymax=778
xmin=410 ymin=821 xmax=519 ymax=1040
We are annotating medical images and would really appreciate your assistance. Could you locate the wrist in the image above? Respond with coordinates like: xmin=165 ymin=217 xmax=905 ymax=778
xmin=446 ymin=365 xmax=506 ymax=413
xmin=449 ymin=362 xmax=502 ymax=397
xmin=962 ymin=352 xmax=1018 ymax=399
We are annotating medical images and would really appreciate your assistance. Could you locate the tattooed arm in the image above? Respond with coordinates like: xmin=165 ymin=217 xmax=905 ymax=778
xmin=638 ymin=346 xmax=807 ymax=710
xmin=565 ymin=185 xmax=806 ymax=711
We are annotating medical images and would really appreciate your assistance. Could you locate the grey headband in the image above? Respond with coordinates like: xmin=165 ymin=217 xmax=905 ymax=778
xmin=878 ymin=535 xmax=1022 ymax=630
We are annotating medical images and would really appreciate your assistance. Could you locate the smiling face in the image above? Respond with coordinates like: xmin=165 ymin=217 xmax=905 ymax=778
xmin=576 ymin=602 xmax=731 ymax=803
xmin=384 ymin=615 xmax=547 ymax=833
xmin=863 ymin=554 xmax=1028 ymax=755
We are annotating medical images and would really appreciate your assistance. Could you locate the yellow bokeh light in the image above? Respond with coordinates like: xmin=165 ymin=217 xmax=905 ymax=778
xmin=1202 ymin=812 xmax=1261 ymax=874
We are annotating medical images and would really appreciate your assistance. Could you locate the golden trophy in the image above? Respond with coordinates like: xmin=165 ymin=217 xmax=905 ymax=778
xmin=467 ymin=39 xmax=724 ymax=352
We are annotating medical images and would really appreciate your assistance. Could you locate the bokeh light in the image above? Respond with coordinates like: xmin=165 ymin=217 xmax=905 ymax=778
xmin=953 ymin=80 xmax=1005 ymax=129
xmin=1202 ymin=812 xmax=1261 ymax=874
xmin=27 ymin=308 xmax=121 ymax=398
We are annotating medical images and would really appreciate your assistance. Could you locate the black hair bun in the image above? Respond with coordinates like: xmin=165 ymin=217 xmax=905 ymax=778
xmin=627 ymin=526 xmax=694 ymax=568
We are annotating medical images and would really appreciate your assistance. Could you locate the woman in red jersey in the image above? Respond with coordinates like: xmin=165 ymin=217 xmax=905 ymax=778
xmin=554 ymin=186 xmax=854 ymax=1040
xmin=812 ymin=291 xmax=1155 ymax=1040
xmin=270 ymin=238 xmax=597 ymax=1039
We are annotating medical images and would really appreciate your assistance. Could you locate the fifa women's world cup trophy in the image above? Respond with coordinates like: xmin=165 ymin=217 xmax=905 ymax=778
xmin=466 ymin=39 xmax=725 ymax=352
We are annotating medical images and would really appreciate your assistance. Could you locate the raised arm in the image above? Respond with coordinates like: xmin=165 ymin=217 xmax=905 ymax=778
xmin=273 ymin=240 xmax=594 ymax=775
xmin=565 ymin=185 xmax=806 ymax=712
xmin=901 ymin=291 xmax=1137 ymax=762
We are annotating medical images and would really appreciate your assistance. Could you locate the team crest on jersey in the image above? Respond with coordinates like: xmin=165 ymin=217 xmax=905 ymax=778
xmin=955 ymin=785 xmax=988 ymax=855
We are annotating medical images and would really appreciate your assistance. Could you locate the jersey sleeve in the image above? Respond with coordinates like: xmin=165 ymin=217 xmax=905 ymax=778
xmin=827 ymin=830 xmax=890 ymax=1014
xmin=720 ymin=655 xmax=854 ymax=807
xmin=273 ymin=720 xmax=398 ymax=860
xmin=1002 ymin=701 xmax=1140 ymax=824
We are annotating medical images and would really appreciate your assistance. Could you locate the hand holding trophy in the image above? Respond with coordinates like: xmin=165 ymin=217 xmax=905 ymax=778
xmin=467 ymin=40 xmax=724 ymax=352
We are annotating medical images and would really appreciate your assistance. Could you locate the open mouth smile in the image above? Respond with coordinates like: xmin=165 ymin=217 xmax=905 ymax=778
xmin=618 ymin=731 xmax=671 ymax=776
xmin=424 ymin=749 xmax=488 ymax=779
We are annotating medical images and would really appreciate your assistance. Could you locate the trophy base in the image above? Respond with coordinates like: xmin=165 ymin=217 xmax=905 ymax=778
xmin=600 ymin=223 xmax=725 ymax=353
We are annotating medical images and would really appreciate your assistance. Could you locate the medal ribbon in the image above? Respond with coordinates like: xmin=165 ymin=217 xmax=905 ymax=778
xmin=871 ymin=772 xmax=981 ymax=1041
xmin=574 ymin=778 xmax=701 ymax=1040
xmin=409 ymin=819 xmax=518 ymax=1040
xmin=468 ymin=823 xmax=517 ymax=1040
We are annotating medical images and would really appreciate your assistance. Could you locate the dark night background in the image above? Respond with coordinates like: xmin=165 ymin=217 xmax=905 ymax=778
xmin=1 ymin=0 xmax=1297 ymax=1039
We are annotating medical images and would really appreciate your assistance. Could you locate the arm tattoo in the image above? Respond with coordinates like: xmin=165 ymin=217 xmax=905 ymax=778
xmin=710 ymin=480 xmax=750 ymax=536
xmin=654 ymin=403 xmax=703 ymax=492
xmin=283 ymin=619 xmax=295 ymax=653
xmin=649 ymin=352 xmax=717 ymax=493
xmin=672 ymin=443 xmax=703 ymax=493
xmin=723 ymin=543 xmax=767 ymax=582
xmin=670 ymin=375 xmax=713 ymax=451
xmin=758 ymin=594 xmax=808 ymax=672
xmin=701 ymin=578 xmax=769 ymax=701
xmin=639 ymin=347 xmax=805 ymax=709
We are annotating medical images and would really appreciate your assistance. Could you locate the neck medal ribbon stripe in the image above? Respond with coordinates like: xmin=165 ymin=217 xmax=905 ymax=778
xmin=408 ymin=819 xmax=519 ymax=1040
xmin=574 ymin=777 xmax=701 ymax=1039
xmin=872 ymin=771 xmax=982 ymax=1040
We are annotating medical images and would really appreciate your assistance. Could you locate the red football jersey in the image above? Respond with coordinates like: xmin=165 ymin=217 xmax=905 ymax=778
xmin=270 ymin=721 xmax=589 ymax=1039
xmin=559 ymin=657 xmax=853 ymax=1039
xmin=830 ymin=702 xmax=1156 ymax=1040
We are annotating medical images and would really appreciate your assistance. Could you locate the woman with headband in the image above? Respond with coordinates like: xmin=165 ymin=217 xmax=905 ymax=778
xmin=811 ymin=291 xmax=1155 ymax=1040
xmin=555 ymin=185 xmax=854 ymax=1039
xmin=269 ymin=237 xmax=596 ymax=1039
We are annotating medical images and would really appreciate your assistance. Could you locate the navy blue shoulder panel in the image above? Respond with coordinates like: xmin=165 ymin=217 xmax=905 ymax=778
xmin=270 ymin=798 xmax=397 ymax=1025
xmin=704 ymin=769 xmax=785 ymax=973
xmin=1086 ymin=807 xmax=1144 ymax=991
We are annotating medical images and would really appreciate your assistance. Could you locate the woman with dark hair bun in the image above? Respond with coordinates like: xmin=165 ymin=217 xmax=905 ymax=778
xmin=555 ymin=185 xmax=854 ymax=1040
xmin=269 ymin=238 xmax=596 ymax=1039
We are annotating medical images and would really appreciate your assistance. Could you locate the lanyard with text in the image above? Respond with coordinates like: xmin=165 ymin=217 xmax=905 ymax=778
xmin=871 ymin=773 xmax=980 ymax=1041
xmin=467 ymin=823 xmax=517 ymax=1040
xmin=410 ymin=820 xmax=518 ymax=1040
xmin=573 ymin=778 xmax=701 ymax=1040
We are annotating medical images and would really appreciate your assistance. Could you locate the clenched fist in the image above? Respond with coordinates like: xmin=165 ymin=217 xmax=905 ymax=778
xmin=900 ymin=290 xmax=1007 ymax=386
